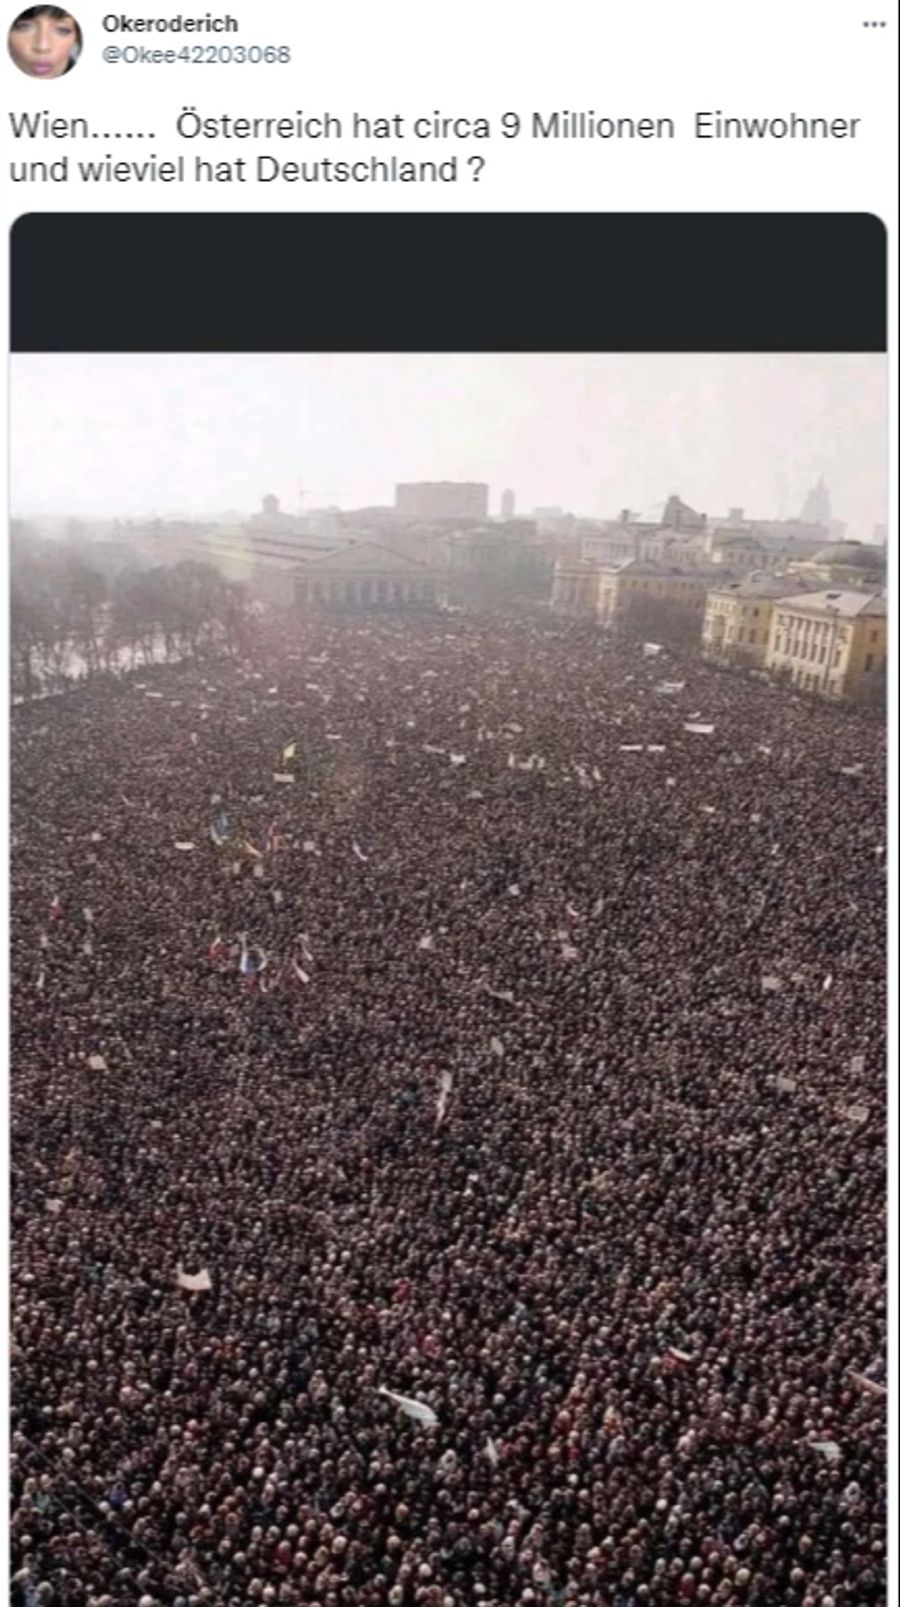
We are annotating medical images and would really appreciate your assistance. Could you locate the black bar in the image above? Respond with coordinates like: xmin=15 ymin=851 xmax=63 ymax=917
xmin=10 ymin=213 xmax=886 ymax=353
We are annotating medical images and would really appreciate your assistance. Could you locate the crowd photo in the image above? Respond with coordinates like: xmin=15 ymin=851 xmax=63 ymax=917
xmin=8 ymin=352 xmax=888 ymax=1607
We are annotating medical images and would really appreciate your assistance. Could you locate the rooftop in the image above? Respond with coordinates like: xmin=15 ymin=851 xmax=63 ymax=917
xmin=299 ymin=540 xmax=431 ymax=575
xmin=710 ymin=531 xmax=766 ymax=549
xmin=609 ymin=558 xmax=725 ymax=580
xmin=776 ymin=588 xmax=887 ymax=619
xmin=707 ymin=574 xmax=819 ymax=601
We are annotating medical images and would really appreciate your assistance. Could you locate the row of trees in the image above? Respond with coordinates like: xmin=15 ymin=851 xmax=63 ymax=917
xmin=616 ymin=591 xmax=702 ymax=649
xmin=10 ymin=538 xmax=256 ymax=701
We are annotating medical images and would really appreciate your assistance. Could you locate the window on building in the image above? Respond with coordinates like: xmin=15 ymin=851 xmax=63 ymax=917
xmin=864 ymin=653 xmax=874 ymax=672
xmin=752 ymin=607 xmax=760 ymax=618
xmin=818 ymin=642 xmax=827 ymax=663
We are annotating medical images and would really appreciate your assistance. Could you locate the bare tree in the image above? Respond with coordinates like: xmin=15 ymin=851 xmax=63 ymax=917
xmin=65 ymin=555 xmax=108 ymax=676
xmin=110 ymin=569 xmax=148 ymax=668
xmin=11 ymin=538 xmax=234 ymax=695
xmin=168 ymin=561 xmax=225 ymax=656
xmin=618 ymin=591 xmax=703 ymax=650
xmin=10 ymin=580 xmax=45 ymax=701
xmin=217 ymin=580 xmax=255 ymax=657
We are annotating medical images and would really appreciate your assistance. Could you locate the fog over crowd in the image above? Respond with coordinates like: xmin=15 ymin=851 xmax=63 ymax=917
xmin=9 ymin=610 xmax=886 ymax=1607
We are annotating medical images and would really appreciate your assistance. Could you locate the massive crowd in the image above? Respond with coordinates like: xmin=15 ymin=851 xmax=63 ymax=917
xmin=9 ymin=610 xmax=887 ymax=1607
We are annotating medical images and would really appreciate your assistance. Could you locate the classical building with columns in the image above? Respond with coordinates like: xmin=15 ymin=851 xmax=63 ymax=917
xmin=294 ymin=541 xmax=440 ymax=608
xmin=763 ymin=587 xmax=886 ymax=702
xmin=702 ymin=574 xmax=817 ymax=668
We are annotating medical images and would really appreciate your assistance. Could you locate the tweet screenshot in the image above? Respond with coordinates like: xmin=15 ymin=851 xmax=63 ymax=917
xmin=2 ymin=4 xmax=896 ymax=1606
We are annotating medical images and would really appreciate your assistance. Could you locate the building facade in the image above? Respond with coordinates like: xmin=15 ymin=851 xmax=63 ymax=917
xmin=703 ymin=522 xmax=828 ymax=572
xmin=763 ymin=588 xmax=887 ymax=701
xmin=550 ymin=557 xmax=601 ymax=616
xmin=580 ymin=517 xmax=644 ymax=567
xmin=294 ymin=540 xmax=439 ymax=608
xmin=702 ymin=575 xmax=816 ymax=668
xmin=186 ymin=527 xmax=346 ymax=604
xmin=552 ymin=554 xmax=727 ymax=634
xmin=594 ymin=559 xmax=721 ymax=631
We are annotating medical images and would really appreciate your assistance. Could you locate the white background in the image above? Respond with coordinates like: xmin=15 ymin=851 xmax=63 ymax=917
xmin=0 ymin=0 xmax=897 ymax=210
xmin=1 ymin=0 xmax=896 ymax=1589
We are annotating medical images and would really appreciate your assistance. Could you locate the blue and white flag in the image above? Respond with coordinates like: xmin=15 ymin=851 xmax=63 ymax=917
xmin=239 ymin=938 xmax=267 ymax=979
xmin=210 ymin=809 xmax=231 ymax=848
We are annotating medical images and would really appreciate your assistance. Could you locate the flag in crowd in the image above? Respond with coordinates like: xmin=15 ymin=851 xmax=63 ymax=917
xmin=176 ymin=1265 xmax=213 ymax=1293
xmin=377 ymin=1387 xmax=438 ymax=1429
xmin=847 ymin=1369 xmax=886 ymax=1398
xmin=210 ymin=809 xmax=231 ymax=847
xmin=239 ymin=938 xmax=266 ymax=980
xmin=436 ymin=1068 xmax=453 ymax=1126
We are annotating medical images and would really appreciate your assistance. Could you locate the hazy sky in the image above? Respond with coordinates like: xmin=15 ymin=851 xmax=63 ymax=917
xmin=11 ymin=353 xmax=886 ymax=535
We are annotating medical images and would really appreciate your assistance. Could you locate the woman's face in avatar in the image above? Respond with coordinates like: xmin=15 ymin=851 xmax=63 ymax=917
xmin=9 ymin=11 xmax=79 ymax=78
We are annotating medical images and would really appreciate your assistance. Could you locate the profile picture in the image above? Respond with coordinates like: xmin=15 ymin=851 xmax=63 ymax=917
xmin=8 ymin=4 xmax=81 ymax=78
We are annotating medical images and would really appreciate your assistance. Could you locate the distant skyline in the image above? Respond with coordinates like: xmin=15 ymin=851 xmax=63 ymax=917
xmin=11 ymin=353 xmax=887 ymax=537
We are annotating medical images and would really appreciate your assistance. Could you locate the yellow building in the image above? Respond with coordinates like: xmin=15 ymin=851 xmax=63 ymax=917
xmin=702 ymin=575 xmax=816 ymax=668
xmin=594 ymin=559 xmax=717 ymax=630
xmin=763 ymin=588 xmax=887 ymax=702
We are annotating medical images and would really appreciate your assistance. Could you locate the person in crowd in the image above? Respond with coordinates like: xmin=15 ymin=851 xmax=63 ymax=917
xmin=9 ymin=611 xmax=886 ymax=1605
